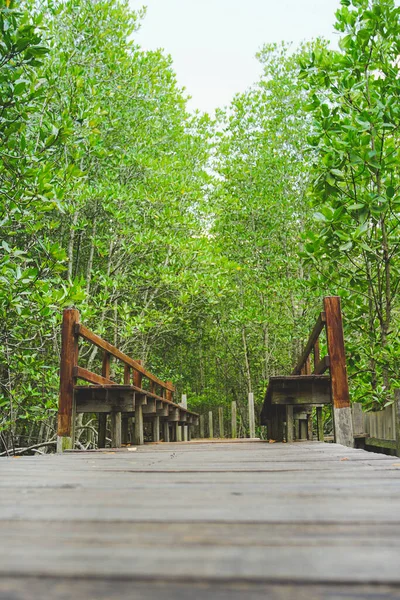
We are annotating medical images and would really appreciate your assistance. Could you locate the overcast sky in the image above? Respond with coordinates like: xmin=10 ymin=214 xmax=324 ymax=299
xmin=129 ymin=0 xmax=342 ymax=114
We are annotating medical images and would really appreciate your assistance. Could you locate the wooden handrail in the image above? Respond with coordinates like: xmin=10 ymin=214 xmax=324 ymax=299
xmin=75 ymin=323 xmax=175 ymax=392
xmin=292 ymin=312 xmax=326 ymax=375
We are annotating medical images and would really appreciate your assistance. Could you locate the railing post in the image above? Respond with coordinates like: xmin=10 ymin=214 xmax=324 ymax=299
xmin=57 ymin=308 xmax=80 ymax=452
xmin=180 ymin=394 xmax=188 ymax=441
xmin=218 ymin=407 xmax=224 ymax=438
xmin=324 ymin=296 xmax=354 ymax=447
xmin=316 ymin=406 xmax=324 ymax=441
xmin=199 ymin=414 xmax=205 ymax=438
xmin=248 ymin=392 xmax=255 ymax=439
xmin=231 ymin=401 xmax=237 ymax=439
xmin=208 ymin=411 xmax=214 ymax=438
xmin=134 ymin=361 xmax=144 ymax=445
xmin=98 ymin=351 xmax=110 ymax=448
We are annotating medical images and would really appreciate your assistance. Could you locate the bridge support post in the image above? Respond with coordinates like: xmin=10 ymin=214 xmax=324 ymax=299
xmin=175 ymin=422 xmax=182 ymax=442
xmin=316 ymin=407 xmax=324 ymax=442
xmin=286 ymin=406 xmax=294 ymax=443
xmin=163 ymin=421 xmax=170 ymax=442
xmin=324 ymin=296 xmax=354 ymax=448
xmin=152 ymin=416 xmax=160 ymax=442
xmin=134 ymin=403 xmax=144 ymax=445
xmin=199 ymin=414 xmax=205 ymax=438
xmin=248 ymin=393 xmax=255 ymax=439
xmin=98 ymin=414 xmax=107 ymax=448
xmin=183 ymin=425 xmax=188 ymax=441
xmin=231 ymin=402 xmax=237 ymax=439
xmin=57 ymin=308 xmax=80 ymax=452
xmin=111 ymin=411 xmax=122 ymax=448
xmin=208 ymin=411 xmax=214 ymax=438
xmin=218 ymin=407 xmax=224 ymax=438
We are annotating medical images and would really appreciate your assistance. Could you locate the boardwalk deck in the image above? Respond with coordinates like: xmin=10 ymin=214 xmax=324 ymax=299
xmin=2 ymin=440 xmax=400 ymax=599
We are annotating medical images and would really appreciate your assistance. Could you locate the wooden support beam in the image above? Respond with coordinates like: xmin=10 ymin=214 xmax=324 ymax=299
xmin=292 ymin=312 xmax=326 ymax=375
xmin=163 ymin=421 xmax=170 ymax=442
xmin=98 ymin=414 xmax=107 ymax=448
xmin=73 ymin=366 xmax=114 ymax=386
xmin=248 ymin=393 xmax=255 ymax=438
xmin=152 ymin=416 xmax=160 ymax=442
xmin=324 ymin=296 xmax=354 ymax=447
xmin=208 ymin=411 xmax=214 ymax=438
xmin=307 ymin=412 xmax=313 ymax=440
xmin=286 ymin=405 xmax=294 ymax=443
xmin=134 ymin=403 xmax=144 ymax=445
xmin=124 ymin=365 xmax=131 ymax=385
xmin=110 ymin=411 xmax=121 ymax=448
xmin=313 ymin=340 xmax=320 ymax=371
xmin=313 ymin=355 xmax=330 ymax=375
xmin=121 ymin=416 xmax=129 ymax=444
xmin=231 ymin=401 xmax=237 ymax=439
xmin=199 ymin=414 xmax=205 ymax=438
xmin=57 ymin=309 xmax=80 ymax=451
xmin=218 ymin=407 xmax=224 ymax=438
xmin=316 ymin=406 xmax=324 ymax=442
xmin=133 ymin=360 xmax=143 ymax=388
xmin=175 ymin=422 xmax=182 ymax=442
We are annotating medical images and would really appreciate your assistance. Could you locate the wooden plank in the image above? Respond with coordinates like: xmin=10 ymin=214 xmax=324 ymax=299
xmin=76 ymin=324 xmax=175 ymax=392
xmin=57 ymin=309 xmax=80 ymax=442
xmin=292 ymin=312 xmax=326 ymax=375
xmin=365 ymin=438 xmax=397 ymax=451
xmin=74 ymin=366 xmax=114 ymax=386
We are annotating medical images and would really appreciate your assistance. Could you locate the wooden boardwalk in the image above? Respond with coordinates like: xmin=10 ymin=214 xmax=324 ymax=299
xmin=2 ymin=440 xmax=400 ymax=599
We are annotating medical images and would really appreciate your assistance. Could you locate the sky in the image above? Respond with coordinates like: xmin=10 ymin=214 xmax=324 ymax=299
xmin=129 ymin=0 xmax=342 ymax=114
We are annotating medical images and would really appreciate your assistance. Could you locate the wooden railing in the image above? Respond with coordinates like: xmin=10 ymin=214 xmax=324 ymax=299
xmin=261 ymin=296 xmax=354 ymax=447
xmin=57 ymin=308 xmax=198 ymax=451
xmin=352 ymin=397 xmax=400 ymax=456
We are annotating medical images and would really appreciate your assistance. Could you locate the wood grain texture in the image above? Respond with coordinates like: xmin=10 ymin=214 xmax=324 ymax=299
xmin=2 ymin=440 xmax=400 ymax=599
xmin=323 ymin=296 xmax=350 ymax=410
xmin=57 ymin=309 xmax=80 ymax=437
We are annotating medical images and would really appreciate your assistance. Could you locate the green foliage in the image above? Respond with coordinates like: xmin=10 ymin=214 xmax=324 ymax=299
xmin=301 ymin=0 xmax=400 ymax=405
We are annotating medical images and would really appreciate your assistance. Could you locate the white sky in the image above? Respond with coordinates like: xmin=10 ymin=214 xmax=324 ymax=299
xmin=129 ymin=0 xmax=341 ymax=114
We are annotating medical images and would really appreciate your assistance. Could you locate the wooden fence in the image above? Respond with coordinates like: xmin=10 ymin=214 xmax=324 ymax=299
xmin=352 ymin=394 xmax=400 ymax=456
